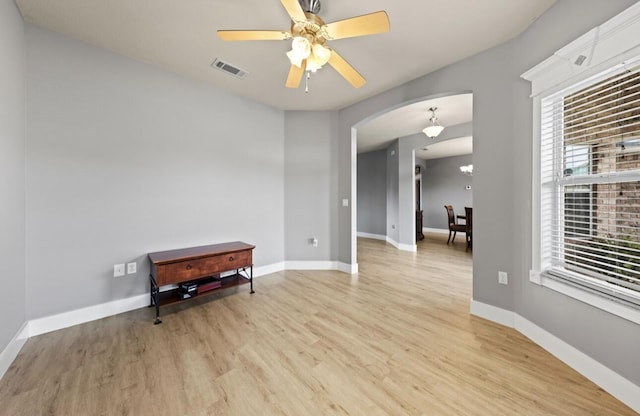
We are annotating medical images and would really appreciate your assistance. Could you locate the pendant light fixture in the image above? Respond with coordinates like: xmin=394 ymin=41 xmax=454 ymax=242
xmin=423 ymin=107 xmax=445 ymax=138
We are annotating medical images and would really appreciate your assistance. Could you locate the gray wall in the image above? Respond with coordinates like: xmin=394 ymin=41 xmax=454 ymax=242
xmin=421 ymin=154 xmax=473 ymax=230
xmin=356 ymin=149 xmax=386 ymax=236
xmin=25 ymin=25 xmax=285 ymax=319
xmin=284 ymin=111 xmax=339 ymax=261
xmin=338 ymin=0 xmax=639 ymax=386
xmin=512 ymin=0 xmax=640 ymax=385
xmin=385 ymin=141 xmax=399 ymax=243
xmin=4 ymin=0 xmax=638 ymax=391
xmin=0 ymin=0 xmax=26 ymax=352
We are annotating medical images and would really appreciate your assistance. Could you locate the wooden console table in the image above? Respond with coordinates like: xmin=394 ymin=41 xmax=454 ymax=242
xmin=148 ymin=241 xmax=255 ymax=324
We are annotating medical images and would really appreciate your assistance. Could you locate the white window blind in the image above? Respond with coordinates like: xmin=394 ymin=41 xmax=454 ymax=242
xmin=540 ymin=61 xmax=640 ymax=307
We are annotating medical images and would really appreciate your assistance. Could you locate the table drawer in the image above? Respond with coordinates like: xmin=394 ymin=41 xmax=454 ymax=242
xmin=157 ymin=250 xmax=252 ymax=286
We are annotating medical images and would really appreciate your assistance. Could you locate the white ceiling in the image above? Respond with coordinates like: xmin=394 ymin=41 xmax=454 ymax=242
xmin=16 ymin=0 xmax=556 ymax=158
xmin=357 ymin=93 xmax=473 ymax=158
xmin=418 ymin=136 xmax=473 ymax=160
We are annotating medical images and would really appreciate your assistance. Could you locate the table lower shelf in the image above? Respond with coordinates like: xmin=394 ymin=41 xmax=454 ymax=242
xmin=156 ymin=273 xmax=251 ymax=308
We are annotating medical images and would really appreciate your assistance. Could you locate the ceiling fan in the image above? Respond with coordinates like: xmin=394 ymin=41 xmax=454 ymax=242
xmin=217 ymin=0 xmax=390 ymax=89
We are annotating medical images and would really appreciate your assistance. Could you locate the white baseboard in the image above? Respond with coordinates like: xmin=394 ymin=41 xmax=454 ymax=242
xmin=424 ymin=227 xmax=449 ymax=235
xmin=253 ymin=262 xmax=285 ymax=277
xmin=470 ymin=299 xmax=640 ymax=414
xmin=357 ymin=232 xmax=386 ymax=241
xmin=469 ymin=299 xmax=516 ymax=328
xmin=284 ymin=260 xmax=339 ymax=270
xmin=385 ymin=237 xmax=417 ymax=252
xmin=256 ymin=261 xmax=357 ymax=275
xmin=0 ymin=322 xmax=29 ymax=379
xmin=398 ymin=243 xmax=417 ymax=252
xmin=283 ymin=260 xmax=359 ymax=274
xmin=357 ymin=232 xmax=417 ymax=252
xmin=0 ymin=259 xmax=359 ymax=381
xmin=338 ymin=261 xmax=358 ymax=274
xmin=29 ymin=294 xmax=149 ymax=338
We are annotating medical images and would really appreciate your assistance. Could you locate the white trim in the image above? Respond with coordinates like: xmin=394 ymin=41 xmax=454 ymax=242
xmin=540 ymin=275 xmax=640 ymax=326
xmin=522 ymin=2 xmax=640 ymax=96
xmin=284 ymin=261 xmax=340 ymax=270
xmin=424 ymin=227 xmax=449 ymax=235
xmin=523 ymin=4 xmax=640 ymax=323
xmin=398 ymin=243 xmax=417 ymax=252
xmin=471 ymin=300 xmax=640 ymax=413
xmin=356 ymin=232 xmax=386 ymax=241
xmin=257 ymin=260 xmax=357 ymax=275
xmin=0 ymin=259 xmax=359 ymax=380
xmin=29 ymin=294 xmax=149 ymax=337
xmin=338 ymin=262 xmax=358 ymax=274
xmin=0 ymin=322 xmax=29 ymax=379
xmin=386 ymin=237 xmax=400 ymax=249
xmin=385 ymin=237 xmax=417 ymax=252
xmin=469 ymin=299 xmax=516 ymax=328
xmin=359 ymin=231 xmax=423 ymax=251
xmin=253 ymin=262 xmax=285 ymax=277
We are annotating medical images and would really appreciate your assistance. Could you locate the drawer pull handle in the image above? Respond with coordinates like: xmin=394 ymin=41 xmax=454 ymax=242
xmin=228 ymin=256 xmax=234 ymax=261
xmin=186 ymin=264 xmax=192 ymax=270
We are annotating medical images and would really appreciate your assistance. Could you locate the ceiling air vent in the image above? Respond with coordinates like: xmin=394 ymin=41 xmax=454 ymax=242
xmin=211 ymin=58 xmax=248 ymax=79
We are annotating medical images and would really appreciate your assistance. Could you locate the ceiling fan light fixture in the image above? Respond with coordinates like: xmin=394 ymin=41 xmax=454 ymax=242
xmin=306 ymin=43 xmax=332 ymax=72
xmin=218 ymin=0 xmax=390 ymax=89
xmin=287 ymin=36 xmax=311 ymax=68
xmin=422 ymin=107 xmax=445 ymax=138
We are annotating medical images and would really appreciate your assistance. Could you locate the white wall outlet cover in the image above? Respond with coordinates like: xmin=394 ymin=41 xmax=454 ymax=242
xmin=342 ymin=199 xmax=349 ymax=207
xmin=498 ymin=271 xmax=508 ymax=285
xmin=127 ymin=262 xmax=137 ymax=274
xmin=114 ymin=264 xmax=125 ymax=277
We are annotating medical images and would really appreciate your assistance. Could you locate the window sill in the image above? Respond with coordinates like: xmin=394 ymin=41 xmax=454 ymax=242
xmin=539 ymin=274 xmax=640 ymax=326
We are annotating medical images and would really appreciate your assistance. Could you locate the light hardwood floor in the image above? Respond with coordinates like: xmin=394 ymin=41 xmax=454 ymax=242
xmin=0 ymin=234 xmax=636 ymax=415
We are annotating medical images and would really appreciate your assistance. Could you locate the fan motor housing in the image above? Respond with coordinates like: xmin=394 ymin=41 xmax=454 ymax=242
xmin=299 ymin=0 xmax=321 ymax=14
xmin=291 ymin=12 xmax=328 ymax=43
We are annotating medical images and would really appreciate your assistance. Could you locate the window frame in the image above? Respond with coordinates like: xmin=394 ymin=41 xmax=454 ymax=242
xmin=523 ymin=3 xmax=640 ymax=326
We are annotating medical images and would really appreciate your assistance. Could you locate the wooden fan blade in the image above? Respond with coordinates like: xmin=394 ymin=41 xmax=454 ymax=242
xmin=325 ymin=11 xmax=390 ymax=40
xmin=280 ymin=0 xmax=307 ymax=22
xmin=217 ymin=30 xmax=290 ymax=41
xmin=328 ymin=50 xmax=366 ymax=88
xmin=286 ymin=61 xmax=306 ymax=88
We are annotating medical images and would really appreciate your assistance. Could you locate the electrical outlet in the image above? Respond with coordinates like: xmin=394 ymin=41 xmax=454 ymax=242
xmin=312 ymin=237 xmax=318 ymax=247
xmin=498 ymin=271 xmax=508 ymax=285
xmin=127 ymin=262 xmax=137 ymax=274
xmin=342 ymin=199 xmax=349 ymax=207
xmin=114 ymin=264 xmax=125 ymax=277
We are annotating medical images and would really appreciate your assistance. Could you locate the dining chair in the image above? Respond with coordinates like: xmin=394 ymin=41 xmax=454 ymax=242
xmin=444 ymin=205 xmax=466 ymax=244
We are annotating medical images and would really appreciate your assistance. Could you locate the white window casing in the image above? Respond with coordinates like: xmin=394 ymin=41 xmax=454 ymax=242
xmin=522 ymin=3 xmax=640 ymax=325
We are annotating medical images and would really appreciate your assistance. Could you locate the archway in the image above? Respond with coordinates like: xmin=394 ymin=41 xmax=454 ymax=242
xmin=353 ymin=92 xmax=473 ymax=262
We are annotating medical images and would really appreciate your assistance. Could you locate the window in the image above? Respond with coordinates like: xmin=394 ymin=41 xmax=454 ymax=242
xmin=563 ymin=145 xmax=593 ymax=238
xmin=540 ymin=62 xmax=640 ymax=307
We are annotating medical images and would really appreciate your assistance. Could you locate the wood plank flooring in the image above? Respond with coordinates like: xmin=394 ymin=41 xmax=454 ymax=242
xmin=0 ymin=233 xmax=636 ymax=415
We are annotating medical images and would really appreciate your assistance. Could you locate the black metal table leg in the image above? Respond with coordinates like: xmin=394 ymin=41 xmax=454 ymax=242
xmin=250 ymin=265 xmax=254 ymax=294
xmin=149 ymin=275 xmax=162 ymax=324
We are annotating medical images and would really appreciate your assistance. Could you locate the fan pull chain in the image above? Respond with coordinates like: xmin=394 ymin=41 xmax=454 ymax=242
xmin=305 ymin=71 xmax=310 ymax=93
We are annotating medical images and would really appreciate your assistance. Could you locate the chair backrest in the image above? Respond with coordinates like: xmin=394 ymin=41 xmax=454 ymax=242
xmin=465 ymin=207 xmax=473 ymax=231
xmin=444 ymin=205 xmax=455 ymax=226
